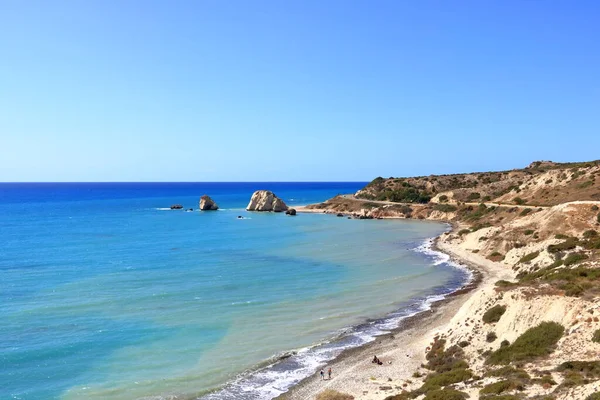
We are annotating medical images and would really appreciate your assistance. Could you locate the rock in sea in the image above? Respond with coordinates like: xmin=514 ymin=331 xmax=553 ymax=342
xmin=246 ymin=190 xmax=288 ymax=212
xmin=170 ymin=204 xmax=183 ymax=210
xmin=285 ymin=208 xmax=297 ymax=216
xmin=199 ymin=195 xmax=219 ymax=211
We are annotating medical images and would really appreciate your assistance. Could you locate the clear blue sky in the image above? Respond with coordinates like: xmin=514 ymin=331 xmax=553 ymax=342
xmin=1 ymin=1 xmax=599 ymax=182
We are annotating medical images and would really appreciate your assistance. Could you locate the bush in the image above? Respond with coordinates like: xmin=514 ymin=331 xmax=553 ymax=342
xmin=425 ymin=340 xmax=467 ymax=373
xmin=423 ymin=389 xmax=467 ymax=400
xmin=439 ymin=195 xmax=448 ymax=203
xmin=519 ymin=251 xmax=540 ymax=264
xmin=486 ymin=332 xmax=498 ymax=342
xmin=487 ymin=322 xmax=564 ymax=365
xmin=592 ymin=329 xmax=600 ymax=343
xmin=495 ymin=280 xmax=516 ymax=288
xmin=563 ymin=252 xmax=588 ymax=266
xmin=597 ymin=212 xmax=600 ymax=224
xmin=584 ymin=229 xmax=598 ymax=238
xmin=420 ymin=368 xmax=472 ymax=392
xmin=523 ymin=229 xmax=535 ymax=235
xmin=520 ymin=208 xmax=532 ymax=216
xmin=468 ymin=192 xmax=481 ymax=201
xmin=592 ymin=205 xmax=599 ymax=211
xmin=433 ymin=204 xmax=457 ymax=213
xmin=483 ymin=305 xmax=507 ymax=323
xmin=513 ymin=197 xmax=526 ymax=205
xmin=557 ymin=361 xmax=600 ymax=377
xmin=484 ymin=366 xmax=529 ymax=379
xmin=458 ymin=229 xmax=470 ymax=235
xmin=587 ymin=393 xmax=600 ymax=400
xmin=316 ymin=389 xmax=354 ymax=400
xmin=480 ymin=380 xmax=520 ymax=395
xmin=548 ymin=237 xmax=579 ymax=253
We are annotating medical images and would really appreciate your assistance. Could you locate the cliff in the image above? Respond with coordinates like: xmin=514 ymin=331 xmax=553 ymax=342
xmin=302 ymin=160 xmax=600 ymax=400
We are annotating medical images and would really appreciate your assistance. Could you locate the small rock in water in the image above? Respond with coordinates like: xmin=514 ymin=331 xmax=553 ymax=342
xmin=199 ymin=195 xmax=219 ymax=211
xmin=170 ymin=204 xmax=183 ymax=210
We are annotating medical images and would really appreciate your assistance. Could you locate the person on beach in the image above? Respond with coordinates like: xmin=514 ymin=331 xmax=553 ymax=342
xmin=320 ymin=369 xmax=325 ymax=380
xmin=328 ymin=367 xmax=332 ymax=379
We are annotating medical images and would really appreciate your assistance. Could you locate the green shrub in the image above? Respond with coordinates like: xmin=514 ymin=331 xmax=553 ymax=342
xmin=520 ymin=208 xmax=532 ymax=216
xmin=487 ymin=322 xmax=564 ymax=365
xmin=519 ymin=251 xmax=540 ymax=264
xmin=578 ymin=180 xmax=593 ymax=189
xmin=563 ymin=252 xmax=588 ymax=266
xmin=423 ymin=389 xmax=467 ymax=400
xmin=433 ymin=204 xmax=457 ymax=213
xmin=425 ymin=340 xmax=467 ymax=373
xmin=495 ymin=280 xmax=516 ymax=288
xmin=484 ymin=366 xmax=530 ymax=380
xmin=480 ymin=380 xmax=520 ymax=395
xmin=439 ymin=195 xmax=448 ymax=203
xmin=316 ymin=389 xmax=355 ymax=400
xmin=513 ymin=197 xmax=526 ymax=205
xmin=563 ymin=282 xmax=585 ymax=297
xmin=557 ymin=361 xmax=600 ymax=378
xmin=483 ymin=305 xmax=507 ymax=323
xmin=555 ymin=233 xmax=569 ymax=239
xmin=420 ymin=368 xmax=472 ymax=392
xmin=523 ymin=229 xmax=535 ymax=235
xmin=458 ymin=229 xmax=470 ymax=235
xmin=532 ymin=374 xmax=557 ymax=386
xmin=593 ymin=329 xmax=600 ymax=343
xmin=468 ymin=192 xmax=481 ymax=201
xmin=486 ymin=332 xmax=498 ymax=342
xmin=591 ymin=205 xmax=599 ymax=211
xmin=586 ymin=393 xmax=600 ymax=400
xmin=583 ymin=229 xmax=598 ymax=238
xmin=548 ymin=237 xmax=579 ymax=253
xmin=597 ymin=212 xmax=600 ymax=224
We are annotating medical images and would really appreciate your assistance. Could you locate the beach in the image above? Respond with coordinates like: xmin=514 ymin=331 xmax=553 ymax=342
xmin=278 ymin=223 xmax=513 ymax=400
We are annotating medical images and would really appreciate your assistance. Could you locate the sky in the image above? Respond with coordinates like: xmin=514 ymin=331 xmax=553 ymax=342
xmin=1 ymin=1 xmax=599 ymax=182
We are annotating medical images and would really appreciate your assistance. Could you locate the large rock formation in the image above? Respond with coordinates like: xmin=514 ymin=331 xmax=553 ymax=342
xmin=246 ymin=190 xmax=288 ymax=212
xmin=199 ymin=195 xmax=219 ymax=211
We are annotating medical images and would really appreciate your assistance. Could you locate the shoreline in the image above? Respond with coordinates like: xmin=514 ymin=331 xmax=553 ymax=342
xmin=275 ymin=222 xmax=498 ymax=400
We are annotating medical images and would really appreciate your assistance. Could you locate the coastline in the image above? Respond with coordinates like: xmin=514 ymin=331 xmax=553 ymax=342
xmin=275 ymin=222 xmax=511 ymax=400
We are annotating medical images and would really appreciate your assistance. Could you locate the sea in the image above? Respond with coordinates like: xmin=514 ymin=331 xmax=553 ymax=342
xmin=0 ymin=182 xmax=470 ymax=400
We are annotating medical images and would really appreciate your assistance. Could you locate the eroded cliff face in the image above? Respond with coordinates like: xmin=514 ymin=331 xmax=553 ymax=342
xmin=246 ymin=190 xmax=288 ymax=212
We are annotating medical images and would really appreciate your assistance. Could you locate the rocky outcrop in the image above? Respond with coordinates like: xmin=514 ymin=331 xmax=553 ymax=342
xmin=246 ymin=190 xmax=288 ymax=212
xmin=170 ymin=204 xmax=183 ymax=210
xmin=286 ymin=208 xmax=297 ymax=216
xmin=199 ymin=195 xmax=219 ymax=211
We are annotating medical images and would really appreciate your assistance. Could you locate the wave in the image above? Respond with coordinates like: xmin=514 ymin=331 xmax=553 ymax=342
xmin=413 ymin=235 xmax=474 ymax=283
xmin=193 ymin=236 xmax=472 ymax=400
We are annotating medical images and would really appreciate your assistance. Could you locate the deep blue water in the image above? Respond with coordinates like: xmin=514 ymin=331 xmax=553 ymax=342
xmin=0 ymin=182 xmax=467 ymax=400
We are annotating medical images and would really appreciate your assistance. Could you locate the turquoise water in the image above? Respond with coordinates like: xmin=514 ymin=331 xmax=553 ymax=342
xmin=0 ymin=183 xmax=468 ymax=400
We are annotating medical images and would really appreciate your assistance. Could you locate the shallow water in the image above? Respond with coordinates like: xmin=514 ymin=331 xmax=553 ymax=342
xmin=0 ymin=183 xmax=468 ymax=400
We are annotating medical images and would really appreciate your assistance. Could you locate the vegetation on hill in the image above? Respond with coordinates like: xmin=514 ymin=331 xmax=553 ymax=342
xmin=355 ymin=160 xmax=600 ymax=206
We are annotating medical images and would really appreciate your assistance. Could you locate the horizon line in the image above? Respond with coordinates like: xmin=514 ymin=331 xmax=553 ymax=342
xmin=0 ymin=180 xmax=371 ymax=184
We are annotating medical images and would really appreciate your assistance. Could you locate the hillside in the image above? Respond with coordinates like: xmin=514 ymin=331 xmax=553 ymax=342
xmin=355 ymin=160 xmax=600 ymax=206
xmin=299 ymin=160 xmax=600 ymax=400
